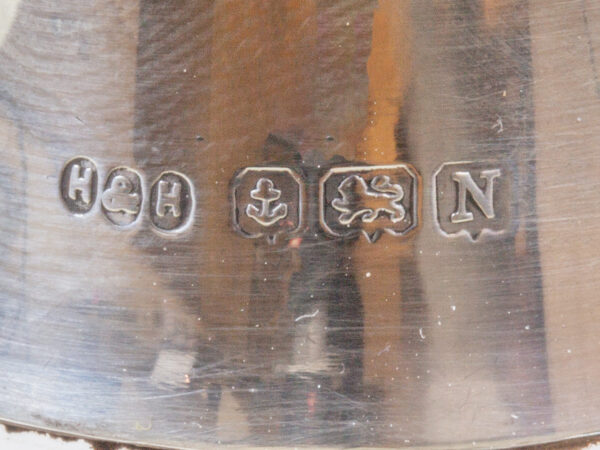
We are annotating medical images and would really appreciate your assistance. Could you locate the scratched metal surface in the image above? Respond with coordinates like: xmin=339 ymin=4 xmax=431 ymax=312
xmin=1 ymin=0 xmax=600 ymax=448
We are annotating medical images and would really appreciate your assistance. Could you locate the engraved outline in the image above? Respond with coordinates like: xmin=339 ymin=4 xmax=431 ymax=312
xmin=100 ymin=165 xmax=145 ymax=229
xmin=245 ymin=178 xmax=289 ymax=226
xmin=331 ymin=174 xmax=405 ymax=225
xmin=149 ymin=170 xmax=195 ymax=236
xmin=319 ymin=164 xmax=420 ymax=243
xmin=59 ymin=155 xmax=99 ymax=216
xmin=432 ymin=160 xmax=508 ymax=242
xmin=231 ymin=166 xmax=304 ymax=243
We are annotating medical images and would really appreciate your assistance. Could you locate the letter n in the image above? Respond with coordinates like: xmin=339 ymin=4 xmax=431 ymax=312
xmin=450 ymin=169 xmax=501 ymax=223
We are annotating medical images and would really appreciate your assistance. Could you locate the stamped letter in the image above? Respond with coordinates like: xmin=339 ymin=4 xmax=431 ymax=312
xmin=434 ymin=162 xmax=510 ymax=240
xmin=450 ymin=169 xmax=501 ymax=223
xmin=60 ymin=157 xmax=98 ymax=215
xmin=150 ymin=171 xmax=194 ymax=233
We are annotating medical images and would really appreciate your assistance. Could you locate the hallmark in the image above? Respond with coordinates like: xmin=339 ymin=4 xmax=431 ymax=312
xmin=60 ymin=156 xmax=514 ymax=243
xmin=433 ymin=161 xmax=511 ymax=240
xmin=101 ymin=167 xmax=143 ymax=226
xmin=60 ymin=158 xmax=194 ymax=236
xmin=60 ymin=156 xmax=98 ymax=215
xmin=320 ymin=164 xmax=419 ymax=243
xmin=231 ymin=167 xmax=303 ymax=244
xmin=150 ymin=171 xmax=195 ymax=233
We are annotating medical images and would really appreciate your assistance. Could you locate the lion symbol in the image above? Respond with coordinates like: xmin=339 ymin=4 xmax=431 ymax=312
xmin=331 ymin=174 xmax=405 ymax=226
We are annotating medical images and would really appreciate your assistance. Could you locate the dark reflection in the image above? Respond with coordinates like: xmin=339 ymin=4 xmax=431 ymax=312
xmin=132 ymin=0 xmax=382 ymax=445
xmin=232 ymin=142 xmax=379 ymax=446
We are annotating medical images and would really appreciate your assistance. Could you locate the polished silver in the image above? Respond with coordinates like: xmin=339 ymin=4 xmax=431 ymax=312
xmin=1 ymin=0 xmax=600 ymax=449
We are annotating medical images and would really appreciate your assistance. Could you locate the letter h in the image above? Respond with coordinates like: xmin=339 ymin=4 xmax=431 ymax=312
xmin=68 ymin=164 xmax=93 ymax=204
xmin=156 ymin=180 xmax=182 ymax=218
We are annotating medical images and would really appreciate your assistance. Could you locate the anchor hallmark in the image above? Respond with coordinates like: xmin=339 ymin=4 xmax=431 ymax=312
xmin=246 ymin=178 xmax=288 ymax=226
xmin=232 ymin=167 xmax=303 ymax=244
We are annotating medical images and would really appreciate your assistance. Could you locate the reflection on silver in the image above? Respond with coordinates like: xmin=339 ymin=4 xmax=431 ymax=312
xmin=1 ymin=0 xmax=600 ymax=449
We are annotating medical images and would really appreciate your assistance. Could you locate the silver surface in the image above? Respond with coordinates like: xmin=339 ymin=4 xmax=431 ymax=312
xmin=1 ymin=0 xmax=600 ymax=448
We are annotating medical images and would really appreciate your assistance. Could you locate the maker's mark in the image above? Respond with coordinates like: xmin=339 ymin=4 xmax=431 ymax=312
xmin=60 ymin=156 xmax=98 ymax=215
xmin=101 ymin=167 xmax=142 ymax=226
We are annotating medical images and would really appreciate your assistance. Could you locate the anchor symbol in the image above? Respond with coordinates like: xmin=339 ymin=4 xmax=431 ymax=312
xmin=245 ymin=178 xmax=288 ymax=226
